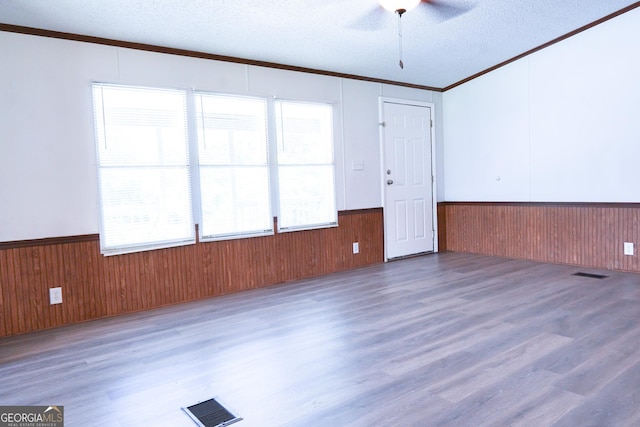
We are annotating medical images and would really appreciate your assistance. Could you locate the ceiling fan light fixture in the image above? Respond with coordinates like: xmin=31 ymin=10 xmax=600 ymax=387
xmin=378 ymin=0 xmax=421 ymax=14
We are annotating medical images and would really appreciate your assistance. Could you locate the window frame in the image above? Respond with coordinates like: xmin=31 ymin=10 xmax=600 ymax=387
xmin=193 ymin=91 xmax=274 ymax=241
xmin=274 ymin=99 xmax=338 ymax=233
xmin=92 ymin=83 xmax=196 ymax=256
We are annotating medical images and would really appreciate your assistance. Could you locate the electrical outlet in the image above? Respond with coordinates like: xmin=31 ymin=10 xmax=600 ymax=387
xmin=49 ymin=287 xmax=63 ymax=305
xmin=353 ymin=242 xmax=359 ymax=254
xmin=624 ymin=242 xmax=634 ymax=256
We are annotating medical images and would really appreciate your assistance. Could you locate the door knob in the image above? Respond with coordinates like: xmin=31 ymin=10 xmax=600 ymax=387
xmin=387 ymin=179 xmax=394 ymax=185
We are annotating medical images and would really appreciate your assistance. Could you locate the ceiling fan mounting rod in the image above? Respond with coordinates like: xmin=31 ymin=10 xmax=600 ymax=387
xmin=397 ymin=10 xmax=404 ymax=69
xmin=379 ymin=0 xmax=419 ymax=69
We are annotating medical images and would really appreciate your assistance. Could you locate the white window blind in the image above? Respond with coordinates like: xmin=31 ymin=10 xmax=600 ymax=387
xmin=92 ymin=84 xmax=195 ymax=255
xmin=275 ymin=100 xmax=337 ymax=232
xmin=195 ymin=93 xmax=273 ymax=240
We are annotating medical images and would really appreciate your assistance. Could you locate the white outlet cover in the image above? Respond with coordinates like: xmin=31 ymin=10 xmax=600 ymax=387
xmin=49 ymin=287 xmax=63 ymax=305
xmin=624 ymin=242 xmax=634 ymax=256
xmin=353 ymin=242 xmax=359 ymax=254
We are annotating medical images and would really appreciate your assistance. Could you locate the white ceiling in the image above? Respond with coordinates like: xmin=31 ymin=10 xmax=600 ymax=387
xmin=1 ymin=0 xmax=638 ymax=89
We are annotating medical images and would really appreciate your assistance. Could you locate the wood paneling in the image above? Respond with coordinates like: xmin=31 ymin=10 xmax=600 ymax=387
xmin=439 ymin=202 xmax=640 ymax=273
xmin=0 ymin=209 xmax=383 ymax=337
xmin=437 ymin=203 xmax=447 ymax=251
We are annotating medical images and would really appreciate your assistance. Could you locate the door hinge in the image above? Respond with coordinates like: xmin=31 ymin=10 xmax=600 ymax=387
xmin=430 ymin=119 xmax=433 ymax=128
xmin=379 ymin=122 xmax=386 ymax=127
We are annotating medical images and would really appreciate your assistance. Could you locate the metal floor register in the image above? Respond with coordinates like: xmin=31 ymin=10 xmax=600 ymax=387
xmin=183 ymin=398 xmax=242 ymax=427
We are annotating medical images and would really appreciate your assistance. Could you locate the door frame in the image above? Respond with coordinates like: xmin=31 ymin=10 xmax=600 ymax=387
xmin=378 ymin=97 xmax=438 ymax=261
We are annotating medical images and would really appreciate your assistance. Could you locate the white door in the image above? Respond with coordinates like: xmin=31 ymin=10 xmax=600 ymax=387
xmin=381 ymin=100 xmax=434 ymax=259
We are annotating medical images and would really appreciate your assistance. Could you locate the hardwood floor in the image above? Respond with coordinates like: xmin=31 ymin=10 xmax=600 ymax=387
xmin=2 ymin=252 xmax=640 ymax=426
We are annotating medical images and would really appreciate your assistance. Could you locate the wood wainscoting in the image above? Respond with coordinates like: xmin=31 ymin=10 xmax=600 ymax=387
xmin=439 ymin=202 xmax=640 ymax=273
xmin=0 ymin=209 xmax=383 ymax=337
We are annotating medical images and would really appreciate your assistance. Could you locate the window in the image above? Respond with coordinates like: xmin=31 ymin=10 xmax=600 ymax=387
xmin=275 ymin=101 xmax=337 ymax=231
xmin=92 ymin=84 xmax=195 ymax=255
xmin=194 ymin=93 xmax=273 ymax=240
xmin=92 ymin=84 xmax=339 ymax=255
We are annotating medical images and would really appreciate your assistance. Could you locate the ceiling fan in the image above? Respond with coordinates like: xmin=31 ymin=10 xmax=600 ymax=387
xmin=355 ymin=0 xmax=475 ymax=69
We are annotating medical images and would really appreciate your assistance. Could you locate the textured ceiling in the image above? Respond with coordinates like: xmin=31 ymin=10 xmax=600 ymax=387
xmin=1 ymin=0 xmax=638 ymax=89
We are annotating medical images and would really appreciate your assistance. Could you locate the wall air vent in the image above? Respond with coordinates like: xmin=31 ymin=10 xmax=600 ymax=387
xmin=573 ymin=272 xmax=608 ymax=279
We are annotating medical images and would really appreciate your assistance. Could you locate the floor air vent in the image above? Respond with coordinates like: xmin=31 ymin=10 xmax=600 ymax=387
xmin=573 ymin=272 xmax=608 ymax=279
xmin=183 ymin=398 xmax=242 ymax=427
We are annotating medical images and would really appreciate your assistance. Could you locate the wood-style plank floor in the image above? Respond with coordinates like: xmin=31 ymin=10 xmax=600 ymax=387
xmin=2 ymin=252 xmax=640 ymax=426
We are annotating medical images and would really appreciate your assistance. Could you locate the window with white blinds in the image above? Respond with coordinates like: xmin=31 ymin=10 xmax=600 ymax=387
xmin=194 ymin=93 xmax=273 ymax=240
xmin=275 ymin=100 xmax=337 ymax=232
xmin=92 ymin=84 xmax=195 ymax=255
xmin=92 ymin=84 xmax=338 ymax=255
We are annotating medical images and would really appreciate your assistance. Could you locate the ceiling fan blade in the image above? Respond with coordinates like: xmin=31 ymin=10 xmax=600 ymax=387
xmin=419 ymin=0 xmax=475 ymax=22
xmin=348 ymin=6 xmax=389 ymax=31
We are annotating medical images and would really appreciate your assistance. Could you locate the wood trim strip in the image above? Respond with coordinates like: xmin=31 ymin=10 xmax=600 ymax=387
xmin=439 ymin=201 xmax=640 ymax=208
xmin=338 ymin=207 xmax=383 ymax=216
xmin=2 ymin=3 xmax=638 ymax=94
xmin=0 ymin=234 xmax=99 ymax=250
xmin=0 ymin=23 xmax=441 ymax=92
xmin=0 ymin=209 xmax=384 ymax=250
xmin=443 ymin=2 xmax=640 ymax=91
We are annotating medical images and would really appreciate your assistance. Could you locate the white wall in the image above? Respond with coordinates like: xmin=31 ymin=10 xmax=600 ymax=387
xmin=432 ymin=91 xmax=445 ymax=201
xmin=0 ymin=31 xmax=439 ymax=241
xmin=444 ymin=7 xmax=640 ymax=202
xmin=341 ymin=79 xmax=381 ymax=209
